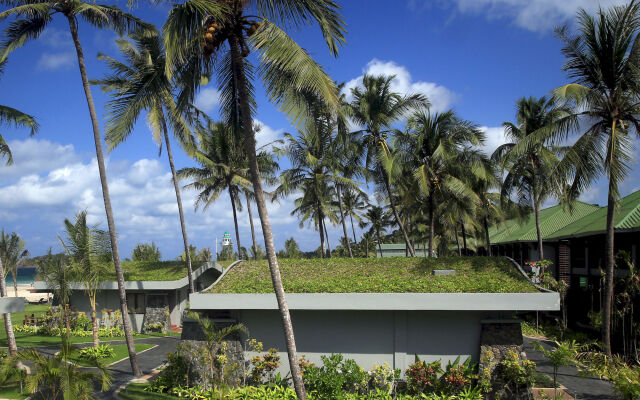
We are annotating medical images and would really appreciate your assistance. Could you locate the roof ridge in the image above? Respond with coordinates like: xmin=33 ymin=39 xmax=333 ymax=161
xmin=617 ymin=196 xmax=640 ymax=229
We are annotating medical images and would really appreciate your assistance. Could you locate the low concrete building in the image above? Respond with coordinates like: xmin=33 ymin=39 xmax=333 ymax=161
xmin=35 ymin=261 xmax=223 ymax=332
xmin=188 ymin=257 xmax=559 ymax=374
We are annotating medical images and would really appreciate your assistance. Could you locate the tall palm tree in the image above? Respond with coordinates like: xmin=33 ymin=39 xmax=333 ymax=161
xmin=348 ymin=74 xmax=428 ymax=257
xmin=0 ymin=230 xmax=29 ymax=297
xmin=0 ymin=59 xmax=38 ymax=165
xmin=0 ymin=0 xmax=149 ymax=375
xmin=59 ymin=211 xmax=111 ymax=347
xmin=547 ymin=1 xmax=640 ymax=355
xmin=179 ymin=121 xmax=252 ymax=259
xmin=164 ymin=1 xmax=345 ymax=395
xmin=92 ymin=29 xmax=197 ymax=294
xmin=493 ymin=97 xmax=570 ymax=260
xmin=395 ymin=110 xmax=484 ymax=257
xmin=341 ymin=187 xmax=369 ymax=245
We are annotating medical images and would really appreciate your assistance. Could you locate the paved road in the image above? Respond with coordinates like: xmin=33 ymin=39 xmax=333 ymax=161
xmin=524 ymin=337 xmax=616 ymax=400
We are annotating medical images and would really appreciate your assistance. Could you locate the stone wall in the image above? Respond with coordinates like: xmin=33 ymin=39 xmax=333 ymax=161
xmin=479 ymin=320 xmax=533 ymax=400
xmin=142 ymin=306 xmax=170 ymax=333
xmin=179 ymin=318 xmax=246 ymax=388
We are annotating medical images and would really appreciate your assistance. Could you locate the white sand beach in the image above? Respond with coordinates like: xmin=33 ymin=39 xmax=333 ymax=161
xmin=4 ymin=284 xmax=51 ymax=303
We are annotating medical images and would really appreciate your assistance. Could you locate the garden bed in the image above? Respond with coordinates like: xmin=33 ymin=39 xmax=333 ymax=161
xmin=69 ymin=343 xmax=155 ymax=367
xmin=102 ymin=261 xmax=205 ymax=281
xmin=208 ymin=256 xmax=537 ymax=294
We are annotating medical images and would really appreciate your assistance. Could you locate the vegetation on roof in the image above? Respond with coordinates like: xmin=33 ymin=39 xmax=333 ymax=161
xmin=103 ymin=261 xmax=205 ymax=281
xmin=208 ymin=256 xmax=537 ymax=294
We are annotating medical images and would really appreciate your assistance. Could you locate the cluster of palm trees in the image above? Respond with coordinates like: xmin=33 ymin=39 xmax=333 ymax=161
xmin=0 ymin=0 xmax=637 ymax=397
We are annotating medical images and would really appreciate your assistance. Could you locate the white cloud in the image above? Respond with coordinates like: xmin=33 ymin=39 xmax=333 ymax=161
xmin=254 ymin=119 xmax=285 ymax=150
xmin=0 ymin=138 xmax=327 ymax=258
xmin=194 ymin=86 xmax=221 ymax=113
xmin=343 ymin=59 xmax=456 ymax=112
xmin=446 ymin=0 xmax=628 ymax=33
xmin=0 ymin=139 xmax=79 ymax=179
xmin=37 ymin=52 xmax=75 ymax=70
xmin=479 ymin=125 xmax=508 ymax=156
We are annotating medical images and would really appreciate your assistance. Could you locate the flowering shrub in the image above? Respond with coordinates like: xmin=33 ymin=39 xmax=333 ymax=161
xmin=405 ymin=357 xmax=442 ymax=394
xmin=12 ymin=324 xmax=125 ymax=337
xmin=440 ymin=357 xmax=475 ymax=395
xmin=145 ymin=322 xmax=165 ymax=333
xmin=368 ymin=363 xmax=400 ymax=394
xmin=247 ymin=339 xmax=281 ymax=385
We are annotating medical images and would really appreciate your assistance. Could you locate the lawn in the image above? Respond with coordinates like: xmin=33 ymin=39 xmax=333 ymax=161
xmin=70 ymin=343 xmax=154 ymax=366
xmin=208 ymin=256 xmax=538 ymax=294
xmin=0 ymin=382 xmax=28 ymax=400
xmin=0 ymin=304 xmax=180 ymax=348
xmin=118 ymin=383 xmax=178 ymax=399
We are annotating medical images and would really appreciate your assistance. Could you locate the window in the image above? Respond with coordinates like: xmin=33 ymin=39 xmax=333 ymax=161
xmin=126 ymin=293 xmax=145 ymax=314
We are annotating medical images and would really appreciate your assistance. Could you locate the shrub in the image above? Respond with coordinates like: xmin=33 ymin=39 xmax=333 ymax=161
xmin=439 ymin=357 xmax=476 ymax=395
xmin=500 ymin=350 xmax=536 ymax=396
xmin=145 ymin=322 xmax=164 ymax=333
xmin=303 ymin=354 xmax=368 ymax=399
xmin=78 ymin=344 xmax=115 ymax=361
xmin=405 ymin=357 xmax=442 ymax=394
xmin=248 ymin=342 xmax=281 ymax=385
xmin=367 ymin=363 xmax=400 ymax=394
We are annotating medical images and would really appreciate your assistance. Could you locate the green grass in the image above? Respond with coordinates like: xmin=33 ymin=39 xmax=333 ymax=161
xmin=103 ymin=260 xmax=205 ymax=281
xmin=118 ymin=383 xmax=178 ymax=399
xmin=70 ymin=343 xmax=154 ymax=366
xmin=0 ymin=381 xmax=29 ymax=400
xmin=0 ymin=304 xmax=180 ymax=348
xmin=209 ymin=256 xmax=537 ymax=294
xmin=216 ymin=259 xmax=236 ymax=269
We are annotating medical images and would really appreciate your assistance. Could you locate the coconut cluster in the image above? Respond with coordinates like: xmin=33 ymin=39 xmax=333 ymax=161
xmin=201 ymin=19 xmax=262 ymax=57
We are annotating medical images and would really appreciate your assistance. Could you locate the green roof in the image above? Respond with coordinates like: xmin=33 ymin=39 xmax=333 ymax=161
xmin=103 ymin=261 xmax=204 ymax=281
xmin=489 ymin=201 xmax=600 ymax=244
xmin=548 ymin=190 xmax=640 ymax=239
xmin=208 ymin=257 xmax=537 ymax=294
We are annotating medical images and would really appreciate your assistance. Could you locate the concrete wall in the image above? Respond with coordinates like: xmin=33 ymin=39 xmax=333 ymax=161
xmin=236 ymin=309 xmax=486 ymax=374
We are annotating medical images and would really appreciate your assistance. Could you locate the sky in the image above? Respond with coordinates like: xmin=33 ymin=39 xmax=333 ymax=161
xmin=0 ymin=0 xmax=639 ymax=259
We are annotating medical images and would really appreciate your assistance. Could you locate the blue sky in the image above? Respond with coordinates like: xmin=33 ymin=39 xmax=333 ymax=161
xmin=0 ymin=0 xmax=638 ymax=258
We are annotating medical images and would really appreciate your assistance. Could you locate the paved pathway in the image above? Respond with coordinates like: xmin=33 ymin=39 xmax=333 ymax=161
xmin=33 ymin=336 xmax=178 ymax=400
xmin=524 ymin=337 xmax=616 ymax=400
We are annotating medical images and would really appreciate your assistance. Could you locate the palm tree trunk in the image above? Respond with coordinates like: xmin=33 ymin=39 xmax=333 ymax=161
xmin=461 ymin=220 xmax=468 ymax=255
xmin=161 ymin=116 xmax=195 ymax=293
xmin=230 ymin=35 xmax=306 ymax=399
xmin=336 ymin=185 xmax=353 ymax=258
xmin=12 ymin=272 xmax=17 ymax=298
xmin=318 ymin=210 xmax=326 ymax=258
xmin=382 ymin=168 xmax=415 ymax=256
xmin=428 ymin=194 xmax=435 ymax=257
xmin=364 ymin=236 xmax=369 ymax=258
xmin=350 ymin=215 xmax=357 ymax=244
xmin=246 ymin=194 xmax=258 ymax=260
xmin=67 ymin=15 xmax=140 ymax=376
xmin=603 ymin=181 xmax=616 ymax=356
xmin=0 ymin=257 xmax=17 ymax=355
xmin=483 ymin=215 xmax=492 ymax=257
xmin=376 ymin=230 xmax=383 ymax=256
xmin=323 ymin=218 xmax=332 ymax=258
xmin=533 ymin=192 xmax=544 ymax=261
xmin=455 ymin=226 xmax=461 ymax=256
xmin=229 ymin=187 xmax=242 ymax=259
xmin=90 ymin=294 xmax=99 ymax=348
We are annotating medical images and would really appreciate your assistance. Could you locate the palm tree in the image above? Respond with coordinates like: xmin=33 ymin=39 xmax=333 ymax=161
xmin=179 ymin=121 xmax=252 ymax=259
xmin=163 ymin=1 xmax=345 ymax=395
xmin=0 ymin=230 xmax=18 ymax=355
xmin=36 ymin=250 xmax=75 ymax=336
xmin=363 ymin=205 xmax=390 ymax=256
xmin=341 ymin=187 xmax=369 ymax=245
xmin=348 ymin=74 xmax=428 ymax=257
xmin=59 ymin=211 xmax=111 ymax=347
xmin=548 ymin=1 xmax=640 ymax=355
xmin=0 ymin=59 xmax=38 ymax=165
xmin=493 ymin=97 xmax=570 ymax=260
xmin=0 ymin=0 xmax=149 ymax=375
xmin=395 ymin=110 xmax=484 ymax=257
xmin=0 ymin=231 xmax=29 ymax=297
xmin=92 ymin=29 xmax=197 ymax=294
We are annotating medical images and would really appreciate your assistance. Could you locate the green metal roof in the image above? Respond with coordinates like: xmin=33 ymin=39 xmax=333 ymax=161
xmin=548 ymin=190 xmax=640 ymax=239
xmin=489 ymin=201 xmax=600 ymax=244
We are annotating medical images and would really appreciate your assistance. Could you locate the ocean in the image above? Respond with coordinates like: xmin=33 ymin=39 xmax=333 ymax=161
xmin=13 ymin=266 xmax=37 ymax=285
